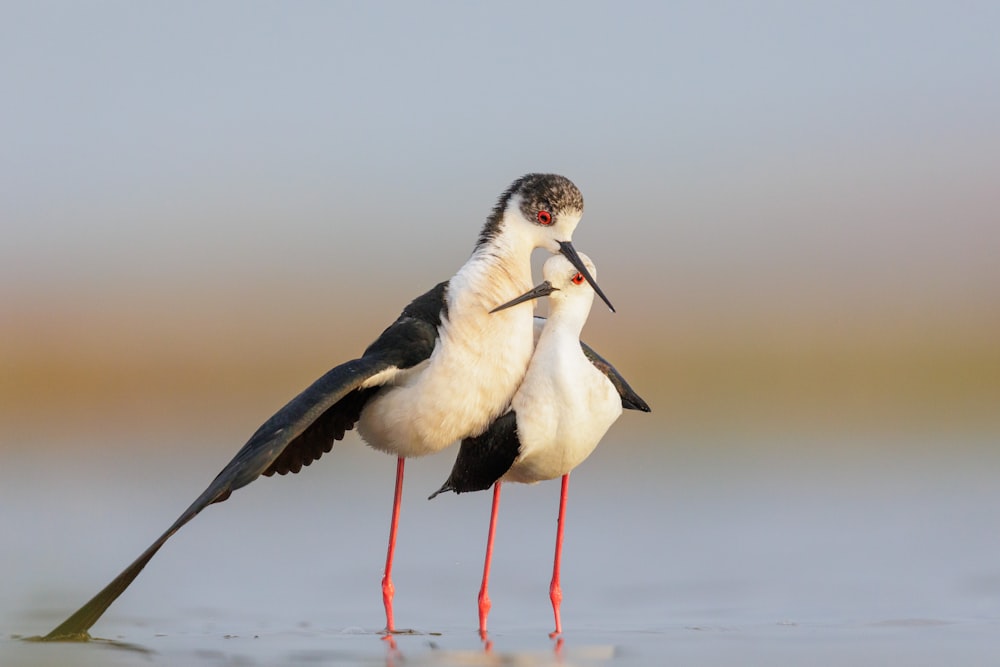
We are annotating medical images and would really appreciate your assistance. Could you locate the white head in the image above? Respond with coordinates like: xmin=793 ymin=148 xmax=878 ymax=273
xmin=477 ymin=174 xmax=613 ymax=312
xmin=490 ymin=252 xmax=598 ymax=328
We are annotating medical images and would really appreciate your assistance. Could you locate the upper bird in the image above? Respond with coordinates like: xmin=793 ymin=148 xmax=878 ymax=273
xmin=431 ymin=252 xmax=650 ymax=640
xmin=41 ymin=173 xmax=614 ymax=641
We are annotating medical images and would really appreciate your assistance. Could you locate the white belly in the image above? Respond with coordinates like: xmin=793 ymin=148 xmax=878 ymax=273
xmin=502 ymin=350 xmax=622 ymax=483
xmin=357 ymin=305 xmax=534 ymax=458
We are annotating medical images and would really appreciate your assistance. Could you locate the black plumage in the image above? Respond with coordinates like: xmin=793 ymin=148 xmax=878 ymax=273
xmin=42 ymin=281 xmax=449 ymax=640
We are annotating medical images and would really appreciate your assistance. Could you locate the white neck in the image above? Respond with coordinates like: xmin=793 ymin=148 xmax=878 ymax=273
xmin=357 ymin=217 xmax=540 ymax=456
xmin=453 ymin=221 xmax=537 ymax=312
xmin=542 ymin=294 xmax=593 ymax=342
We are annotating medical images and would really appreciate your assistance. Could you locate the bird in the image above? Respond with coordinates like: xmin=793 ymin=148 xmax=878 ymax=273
xmin=40 ymin=173 xmax=616 ymax=641
xmin=430 ymin=252 xmax=650 ymax=641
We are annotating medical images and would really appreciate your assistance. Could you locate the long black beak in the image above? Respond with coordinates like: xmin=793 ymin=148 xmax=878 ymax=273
xmin=558 ymin=241 xmax=615 ymax=313
xmin=490 ymin=281 xmax=558 ymax=313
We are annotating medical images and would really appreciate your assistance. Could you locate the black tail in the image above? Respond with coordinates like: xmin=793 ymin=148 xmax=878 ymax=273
xmin=41 ymin=480 xmax=230 ymax=640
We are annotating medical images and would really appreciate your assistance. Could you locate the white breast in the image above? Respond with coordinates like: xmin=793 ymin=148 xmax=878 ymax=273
xmin=357 ymin=259 xmax=535 ymax=458
xmin=501 ymin=331 xmax=622 ymax=483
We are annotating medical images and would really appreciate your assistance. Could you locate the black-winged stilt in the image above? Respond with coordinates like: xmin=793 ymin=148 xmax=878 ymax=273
xmin=430 ymin=253 xmax=650 ymax=640
xmin=41 ymin=174 xmax=615 ymax=640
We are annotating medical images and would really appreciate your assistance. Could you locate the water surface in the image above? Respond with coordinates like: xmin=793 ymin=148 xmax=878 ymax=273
xmin=3 ymin=427 xmax=998 ymax=665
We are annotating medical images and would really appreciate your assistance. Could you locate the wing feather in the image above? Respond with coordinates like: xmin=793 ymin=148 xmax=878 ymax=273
xmin=41 ymin=282 xmax=448 ymax=640
xmin=579 ymin=340 xmax=651 ymax=412
xmin=429 ymin=411 xmax=520 ymax=497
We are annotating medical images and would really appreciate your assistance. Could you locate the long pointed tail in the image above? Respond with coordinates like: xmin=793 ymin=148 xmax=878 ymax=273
xmin=41 ymin=481 xmax=230 ymax=640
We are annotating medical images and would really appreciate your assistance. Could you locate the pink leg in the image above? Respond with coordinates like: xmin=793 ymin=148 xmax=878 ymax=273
xmin=549 ymin=473 xmax=570 ymax=638
xmin=382 ymin=457 xmax=405 ymax=634
xmin=479 ymin=482 xmax=502 ymax=644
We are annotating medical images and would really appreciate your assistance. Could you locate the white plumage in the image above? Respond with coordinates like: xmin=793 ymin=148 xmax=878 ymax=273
xmin=503 ymin=253 xmax=622 ymax=483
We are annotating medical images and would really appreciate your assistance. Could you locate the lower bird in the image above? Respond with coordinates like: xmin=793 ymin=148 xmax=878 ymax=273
xmin=40 ymin=173 xmax=615 ymax=640
xmin=430 ymin=253 xmax=651 ymax=640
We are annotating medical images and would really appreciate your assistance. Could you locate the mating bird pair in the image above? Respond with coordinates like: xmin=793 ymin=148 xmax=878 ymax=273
xmin=40 ymin=173 xmax=650 ymax=642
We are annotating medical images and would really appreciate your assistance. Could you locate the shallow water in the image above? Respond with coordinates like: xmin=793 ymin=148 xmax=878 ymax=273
xmin=2 ymin=427 xmax=998 ymax=665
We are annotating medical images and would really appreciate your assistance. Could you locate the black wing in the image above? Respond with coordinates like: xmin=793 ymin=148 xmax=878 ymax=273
xmin=257 ymin=280 xmax=449 ymax=479
xmin=429 ymin=411 xmax=520 ymax=498
xmin=41 ymin=282 xmax=448 ymax=641
xmin=579 ymin=340 xmax=651 ymax=412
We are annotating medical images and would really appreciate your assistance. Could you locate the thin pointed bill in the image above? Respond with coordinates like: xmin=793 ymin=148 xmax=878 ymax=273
xmin=557 ymin=241 xmax=615 ymax=312
xmin=490 ymin=281 xmax=557 ymax=313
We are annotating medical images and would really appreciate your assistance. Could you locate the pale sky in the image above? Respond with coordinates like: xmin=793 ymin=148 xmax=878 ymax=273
xmin=3 ymin=2 xmax=999 ymax=327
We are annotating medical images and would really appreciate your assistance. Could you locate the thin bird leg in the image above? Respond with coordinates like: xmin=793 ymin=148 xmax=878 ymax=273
xmin=549 ymin=473 xmax=570 ymax=638
xmin=479 ymin=481 xmax=502 ymax=642
xmin=382 ymin=457 xmax=405 ymax=633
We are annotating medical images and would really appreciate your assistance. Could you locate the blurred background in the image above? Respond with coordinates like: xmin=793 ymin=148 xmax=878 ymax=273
xmin=1 ymin=2 xmax=998 ymax=662
xmin=2 ymin=2 xmax=998 ymax=440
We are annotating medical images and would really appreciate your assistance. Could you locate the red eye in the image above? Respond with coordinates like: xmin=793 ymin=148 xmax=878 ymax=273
xmin=537 ymin=210 xmax=553 ymax=225
xmin=571 ymin=273 xmax=585 ymax=285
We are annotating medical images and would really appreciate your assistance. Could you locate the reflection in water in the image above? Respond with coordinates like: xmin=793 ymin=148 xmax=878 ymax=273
xmin=396 ymin=633 xmax=610 ymax=667
xmin=8 ymin=628 xmax=614 ymax=667
xmin=382 ymin=633 xmax=401 ymax=667
xmin=20 ymin=633 xmax=155 ymax=655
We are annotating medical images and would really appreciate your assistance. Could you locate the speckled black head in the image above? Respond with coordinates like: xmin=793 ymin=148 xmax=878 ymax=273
xmin=476 ymin=173 xmax=584 ymax=249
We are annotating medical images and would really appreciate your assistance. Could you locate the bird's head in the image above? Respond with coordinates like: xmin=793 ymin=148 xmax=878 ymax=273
xmin=480 ymin=174 xmax=614 ymax=312
xmin=490 ymin=252 xmax=598 ymax=315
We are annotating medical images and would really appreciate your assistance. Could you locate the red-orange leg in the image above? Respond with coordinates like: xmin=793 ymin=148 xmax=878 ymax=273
xmin=381 ymin=457 xmax=405 ymax=633
xmin=548 ymin=473 xmax=570 ymax=638
xmin=479 ymin=481 xmax=502 ymax=641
